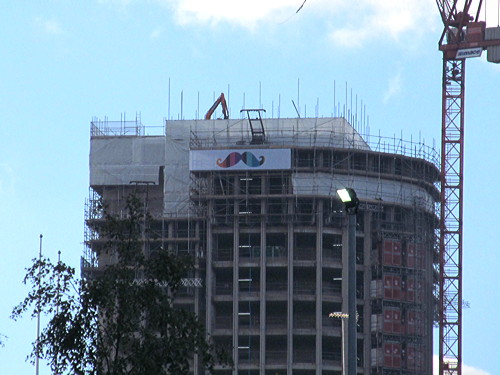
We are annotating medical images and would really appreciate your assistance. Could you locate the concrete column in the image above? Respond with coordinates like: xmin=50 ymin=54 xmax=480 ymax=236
xmin=341 ymin=219 xmax=349 ymax=374
xmin=315 ymin=199 xmax=324 ymax=375
xmin=260 ymin=210 xmax=266 ymax=373
xmin=205 ymin=202 xmax=214 ymax=344
xmin=232 ymin=197 xmax=239 ymax=375
xmin=287 ymin=199 xmax=294 ymax=374
xmin=347 ymin=213 xmax=357 ymax=375
xmin=194 ymin=220 xmax=200 ymax=375
xmin=363 ymin=212 xmax=372 ymax=374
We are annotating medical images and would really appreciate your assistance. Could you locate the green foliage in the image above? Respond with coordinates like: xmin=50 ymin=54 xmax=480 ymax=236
xmin=12 ymin=195 xmax=229 ymax=375
xmin=0 ymin=333 xmax=6 ymax=348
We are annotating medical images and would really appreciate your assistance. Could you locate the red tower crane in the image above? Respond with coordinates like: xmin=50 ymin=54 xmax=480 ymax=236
xmin=436 ymin=1 xmax=500 ymax=374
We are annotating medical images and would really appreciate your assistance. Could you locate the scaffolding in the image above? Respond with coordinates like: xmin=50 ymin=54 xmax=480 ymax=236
xmin=188 ymin=134 xmax=438 ymax=374
xmin=86 ymin=116 xmax=440 ymax=375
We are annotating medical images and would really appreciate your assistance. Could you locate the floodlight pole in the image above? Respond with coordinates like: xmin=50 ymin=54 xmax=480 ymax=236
xmin=347 ymin=210 xmax=357 ymax=375
xmin=328 ymin=312 xmax=349 ymax=375
xmin=337 ymin=188 xmax=359 ymax=375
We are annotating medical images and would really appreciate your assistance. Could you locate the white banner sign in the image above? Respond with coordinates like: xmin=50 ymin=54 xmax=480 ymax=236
xmin=190 ymin=149 xmax=291 ymax=171
xmin=456 ymin=47 xmax=483 ymax=59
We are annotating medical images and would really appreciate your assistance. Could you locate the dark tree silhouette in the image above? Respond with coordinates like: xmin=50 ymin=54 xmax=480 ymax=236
xmin=12 ymin=195 xmax=229 ymax=375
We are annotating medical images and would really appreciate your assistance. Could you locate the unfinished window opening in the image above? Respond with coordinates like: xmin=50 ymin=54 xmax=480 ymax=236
xmin=238 ymin=267 xmax=260 ymax=294
xmin=238 ymin=300 xmax=260 ymax=328
xmin=267 ymin=198 xmax=288 ymax=225
xmin=293 ymin=336 xmax=316 ymax=364
xmin=265 ymin=335 xmax=287 ymax=364
xmin=238 ymin=200 xmax=261 ymax=215
xmin=380 ymin=156 xmax=393 ymax=174
xmin=323 ymin=234 xmax=342 ymax=261
xmin=294 ymin=232 xmax=316 ymax=261
xmin=266 ymin=233 xmax=287 ymax=259
xmin=266 ymin=268 xmax=287 ymax=293
xmin=322 ymin=268 xmax=342 ymax=296
xmin=293 ymin=267 xmax=316 ymax=295
xmin=356 ymin=237 xmax=365 ymax=265
xmin=371 ymin=156 xmax=381 ymax=173
xmin=214 ymin=175 xmax=234 ymax=195
xmin=214 ymin=268 xmax=233 ymax=295
xmin=239 ymin=233 xmax=260 ymax=259
xmin=322 ymin=337 xmax=342 ymax=366
xmin=352 ymin=153 xmax=367 ymax=171
xmin=175 ymin=242 xmax=196 ymax=257
xmin=173 ymin=220 xmax=195 ymax=238
xmin=269 ymin=174 xmax=290 ymax=194
xmin=332 ymin=151 xmax=348 ymax=170
xmin=237 ymin=335 xmax=260 ymax=363
xmin=213 ymin=233 xmax=233 ymax=261
xmin=238 ymin=175 xmax=262 ymax=195
xmin=394 ymin=206 xmax=404 ymax=223
xmin=294 ymin=198 xmax=316 ymax=224
xmin=356 ymin=271 xmax=364 ymax=299
xmin=296 ymin=149 xmax=315 ymax=168
xmin=322 ymin=151 xmax=332 ymax=169
xmin=293 ymin=301 xmax=316 ymax=329
xmin=213 ymin=199 xmax=233 ymax=226
xmin=395 ymin=157 xmax=403 ymax=175
xmin=214 ymin=302 xmax=233 ymax=330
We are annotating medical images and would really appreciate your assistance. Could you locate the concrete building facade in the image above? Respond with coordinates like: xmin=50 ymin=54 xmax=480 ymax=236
xmin=85 ymin=116 xmax=439 ymax=375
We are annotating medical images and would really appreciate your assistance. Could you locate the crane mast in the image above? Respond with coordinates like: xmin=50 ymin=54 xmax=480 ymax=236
xmin=439 ymin=48 xmax=465 ymax=375
xmin=436 ymin=1 xmax=500 ymax=374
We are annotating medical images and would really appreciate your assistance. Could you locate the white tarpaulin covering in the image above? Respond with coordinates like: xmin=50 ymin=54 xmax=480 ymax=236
xmin=90 ymin=137 xmax=165 ymax=186
xmin=163 ymin=137 xmax=190 ymax=214
xmin=90 ymin=117 xmax=434 ymax=215
xmin=292 ymin=173 xmax=435 ymax=213
xmin=186 ymin=117 xmax=370 ymax=150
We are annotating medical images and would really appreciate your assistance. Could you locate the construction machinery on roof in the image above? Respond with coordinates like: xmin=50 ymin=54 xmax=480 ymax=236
xmin=205 ymin=92 xmax=229 ymax=120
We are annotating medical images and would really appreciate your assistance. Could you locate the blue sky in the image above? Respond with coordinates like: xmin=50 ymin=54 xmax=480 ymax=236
xmin=1 ymin=1 xmax=499 ymax=374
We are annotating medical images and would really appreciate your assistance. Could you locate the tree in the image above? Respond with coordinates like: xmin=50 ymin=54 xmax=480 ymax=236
xmin=12 ymin=195 xmax=229 ymax=375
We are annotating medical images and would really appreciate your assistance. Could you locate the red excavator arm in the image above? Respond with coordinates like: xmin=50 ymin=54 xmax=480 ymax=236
xmin=205 ymin=93 xmax=229 ymax=120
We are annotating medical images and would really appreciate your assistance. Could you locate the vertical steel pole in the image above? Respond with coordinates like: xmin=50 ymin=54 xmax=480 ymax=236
xmin=347 ymin=213 xmax=357 ymax=374
xmin=342 ymin=318 xmax=347 ymax=375
xmin=36 ymin=234 xmax=42 ymax=375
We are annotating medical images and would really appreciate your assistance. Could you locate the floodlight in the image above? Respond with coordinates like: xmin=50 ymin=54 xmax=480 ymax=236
xmin=336 ymin=188 xmax=359 ymax=213
xmin=329 ymin=312 xmax=349 ymax=319
xmin=337 ymin=188 xmax=352 ymax=203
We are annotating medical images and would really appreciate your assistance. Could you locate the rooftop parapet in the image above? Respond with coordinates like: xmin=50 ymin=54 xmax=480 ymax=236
xmin=90 ymin=114 xmax=163 ymax=137
xmin=184 ymin=117 xmax=438 ymax=167
xmin=90 ymin=116 xmax=439 ymax=171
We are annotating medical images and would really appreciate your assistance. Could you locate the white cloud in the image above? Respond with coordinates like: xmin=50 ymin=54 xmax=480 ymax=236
xmin=155 ymin=0 xmax=437 ymax=44
xmin=328 ymin=0 xmax=436 ymax=46
xmin=482 ymin=2 xmax=500 ymax=26
xmin=150 ymin=27 xmax=163 ymax=39
xmin=158 ymin=0 xmax=302 ymax=29
xmin=383 ymin=69 xmax=402 ymax=103
xmin=104 ymin=0 xmax=500 ymax=48
xmin=433 ymin=355 xmax=493 ymax=375
xmin=98 ymin=0 xmax=133 ymax=6
xmin=34 ymin=17 xmax=63 ymax=35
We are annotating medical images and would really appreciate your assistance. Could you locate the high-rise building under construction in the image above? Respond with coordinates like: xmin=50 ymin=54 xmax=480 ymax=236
xmin=85 ymin=114 xmax=439 ymax=374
